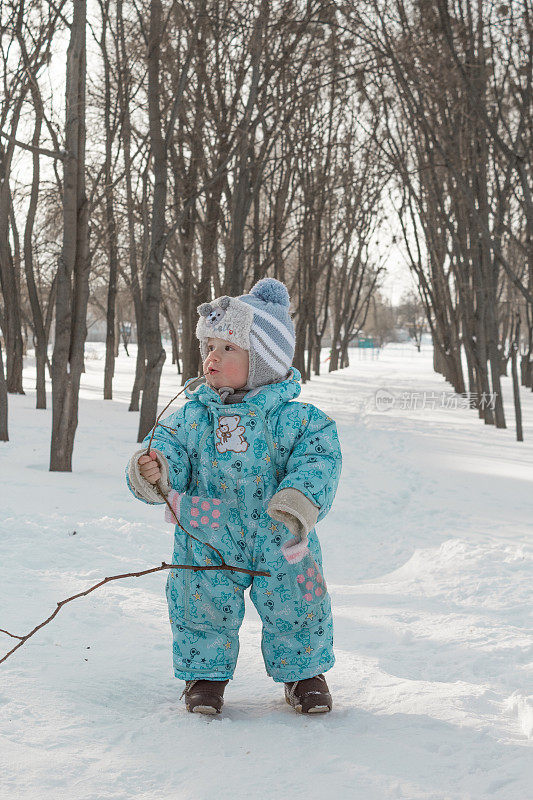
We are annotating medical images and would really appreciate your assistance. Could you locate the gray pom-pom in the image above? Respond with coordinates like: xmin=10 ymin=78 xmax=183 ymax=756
xmin=197 ymin=302 xmax=212 ymax=316
xmin=249 ymin=278 xmax=289 ymax=306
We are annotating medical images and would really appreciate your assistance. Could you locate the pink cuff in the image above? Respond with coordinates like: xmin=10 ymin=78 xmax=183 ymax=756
xmin=164 ymin=490 xmax=183 ymax=524
xmin=281 ymin=535 xmax=310 ymax=564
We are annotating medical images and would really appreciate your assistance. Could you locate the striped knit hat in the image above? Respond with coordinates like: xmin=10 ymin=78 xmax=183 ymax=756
xmin=196 ymin=278 xmax=295 ymax=390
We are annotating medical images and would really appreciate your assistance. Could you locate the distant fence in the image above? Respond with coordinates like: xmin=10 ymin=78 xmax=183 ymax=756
xmin=382 ymin=341 xmax=433 ymax=357
xmin=352 ymin=335 xmax=381 ymax=360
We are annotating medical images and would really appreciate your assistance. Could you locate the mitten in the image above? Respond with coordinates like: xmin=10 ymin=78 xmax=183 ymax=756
xmin=280 ymin=535 xmax=328 ymax=603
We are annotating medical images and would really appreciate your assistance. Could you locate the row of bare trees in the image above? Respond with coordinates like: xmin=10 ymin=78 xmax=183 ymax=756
xmin=0 ymin=0 xmax=531 ymax=467
xmin=362 ymin=0 xmax=533 ymax=440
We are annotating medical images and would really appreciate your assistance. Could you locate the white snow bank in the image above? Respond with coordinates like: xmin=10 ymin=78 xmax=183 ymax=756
xmin=1 ymin=343 xmax=532 ymax=800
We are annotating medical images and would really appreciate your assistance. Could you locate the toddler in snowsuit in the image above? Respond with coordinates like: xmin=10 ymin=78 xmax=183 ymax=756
xmin=125 ymin=278 xmax=342 ymax=714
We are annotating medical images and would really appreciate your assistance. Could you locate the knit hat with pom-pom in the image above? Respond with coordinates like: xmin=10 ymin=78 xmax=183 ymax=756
xmin=195 ymin=277 xmax=296 ymax=390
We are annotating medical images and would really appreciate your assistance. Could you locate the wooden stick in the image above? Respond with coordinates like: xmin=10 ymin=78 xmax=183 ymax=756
xmin=0 ymin=558 xmax=270 ymax=664
xmin=0 ymin=375 xmax=272 ymax=664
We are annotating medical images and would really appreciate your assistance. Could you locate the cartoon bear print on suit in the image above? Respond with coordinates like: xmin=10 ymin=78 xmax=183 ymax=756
xmin=215 ymin=415 xmax=249 ymax=453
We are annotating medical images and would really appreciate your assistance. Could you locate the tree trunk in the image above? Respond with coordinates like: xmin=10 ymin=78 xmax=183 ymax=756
xmin=129 ymin=306 xmax=145 ymax=412
xmin=163 ymin=299 xmax=180 ymax=372
xmin=23 ymin=72 xmax=48 ymax=409
xmin=101 ymin=0 xmax=119 ymax=400
xmin=0 ymin=220 xmax=25 ymax=395
xmin=137 ymin=0 xmax=167 ymax=442
xmin=50 ymin=0 xmax=90 ymax=472
xmin=116 ymin=0 xmax=145 ymax=412
xmin=227 ymin=3 xmax=266 ymax=296
xmin=510 ymin=316 xmax=523 ymax=442
xmin=0 ymin=90 xmax=25 ymax=396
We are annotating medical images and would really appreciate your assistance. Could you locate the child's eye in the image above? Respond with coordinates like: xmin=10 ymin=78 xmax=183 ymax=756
xmin=225 ymin=345 xmax=233 ymax=351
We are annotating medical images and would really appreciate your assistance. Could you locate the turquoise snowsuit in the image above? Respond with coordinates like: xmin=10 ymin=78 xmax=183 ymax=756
xmin=125 ymin=366 xmax=342 ymax=683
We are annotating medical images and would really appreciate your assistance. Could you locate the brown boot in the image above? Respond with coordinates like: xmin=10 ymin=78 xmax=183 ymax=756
xmin=284 ymin=673 xmax=332 ymax=714
xmin=180 ymin=679 xmax=230 ymax=715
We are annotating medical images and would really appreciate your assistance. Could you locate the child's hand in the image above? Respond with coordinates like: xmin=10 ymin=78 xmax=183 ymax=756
xmin=138 ymin=451 xmax=161 ymax=485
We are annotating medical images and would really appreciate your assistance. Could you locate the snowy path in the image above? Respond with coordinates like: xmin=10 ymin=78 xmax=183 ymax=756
xmin=1 ymin=342 xmax=531 ymax=800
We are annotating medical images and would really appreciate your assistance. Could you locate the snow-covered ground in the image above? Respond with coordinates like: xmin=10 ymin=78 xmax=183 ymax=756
xmin=1 ymin=340 xmax=531 ymax=800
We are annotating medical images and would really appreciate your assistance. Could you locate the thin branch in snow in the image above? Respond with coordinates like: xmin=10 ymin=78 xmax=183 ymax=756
xmin=1 ymin=377 xmax=272 ymax=664
xmin=0 ymin=558 xmax=270 ymax=664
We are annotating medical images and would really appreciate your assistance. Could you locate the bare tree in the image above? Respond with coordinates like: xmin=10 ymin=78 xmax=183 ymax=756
xmin=96 ymin=0 xmax=121 ymax=400
xmin=136 ymin=0 xmax=201 ymax=441
xmin=338 ymin=0 xmax=531 ymax=437
xmin=50 ymin=0 xmax=91 ymax=471
xmin=13 ymin=4 xmax=66 ymax=408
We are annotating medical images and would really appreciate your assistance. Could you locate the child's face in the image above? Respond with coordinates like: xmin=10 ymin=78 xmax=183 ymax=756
xmin=203 ymin=337 xmax=249 ymax=390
